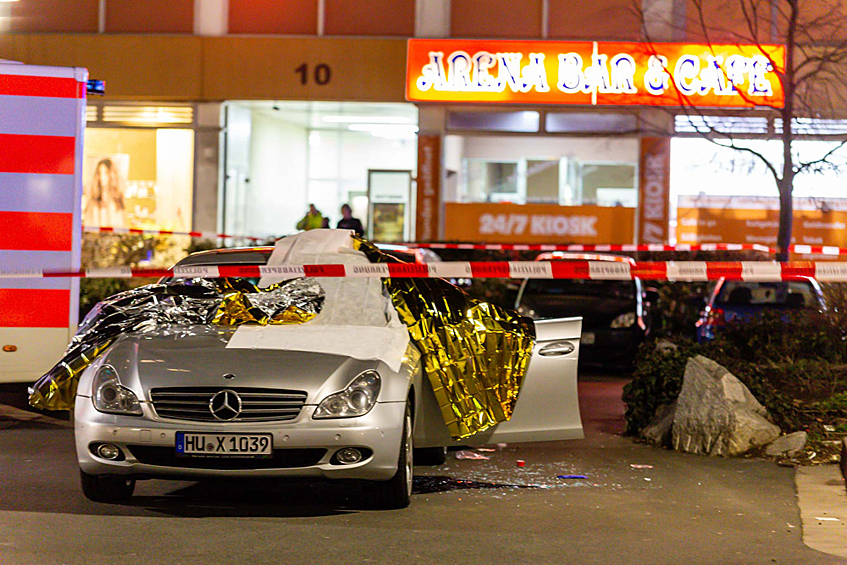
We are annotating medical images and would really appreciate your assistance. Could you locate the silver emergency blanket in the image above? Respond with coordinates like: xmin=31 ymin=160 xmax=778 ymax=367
xmin=29 ymin=277 xmax=325 ymax=410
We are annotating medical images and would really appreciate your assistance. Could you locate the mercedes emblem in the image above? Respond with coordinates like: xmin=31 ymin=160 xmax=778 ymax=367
xmin=209 ymin=389 xmax=242 ymax=421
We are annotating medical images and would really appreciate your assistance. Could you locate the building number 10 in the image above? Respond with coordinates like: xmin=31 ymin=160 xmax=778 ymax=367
xmin=295 ymin=63 xmax=332 ymax=86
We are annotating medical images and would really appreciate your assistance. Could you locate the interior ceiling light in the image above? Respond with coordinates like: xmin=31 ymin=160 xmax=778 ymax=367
xmin=322 ymin=115 xmax=411 ymax=124
xmin=347 ymin=124 xmax=419 ymax=139
xmin=347 ymin=124 xmax=418 ymax=133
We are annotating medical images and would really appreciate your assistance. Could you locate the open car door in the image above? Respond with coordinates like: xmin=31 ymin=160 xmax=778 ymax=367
xmin=415 ymin=317 xmax=584 ymax=447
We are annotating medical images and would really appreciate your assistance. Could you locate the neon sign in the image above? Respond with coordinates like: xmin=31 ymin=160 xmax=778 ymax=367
xmin=406 ymin=40 xmax=785 ymax=108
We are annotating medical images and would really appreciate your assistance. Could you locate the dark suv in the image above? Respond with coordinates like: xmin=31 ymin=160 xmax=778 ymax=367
xmin=695 ymin=277 xmax=825 ymax=342
xmin=514 ymin=253 xmax=655 ymax=370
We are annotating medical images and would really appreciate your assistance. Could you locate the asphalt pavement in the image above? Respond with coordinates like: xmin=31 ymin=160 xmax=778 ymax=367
xmin=0 ymin=376 xmax=843 ymax=564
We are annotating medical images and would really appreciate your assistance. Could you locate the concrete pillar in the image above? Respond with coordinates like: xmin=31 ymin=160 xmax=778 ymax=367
xmin=641 ymin=0 xmax=686 ymax=41
xmin=193 ymin=103 xmax=223 ymax=237
xmin=194 ymin=0 xmax=228 ymax=36
xmin=416 ymin=106 xmax=447 ymax=240
xmin=0 ymin=4 xmax=12 ymax=33
xmin=415 ymin=0 xmax=450 ymax=37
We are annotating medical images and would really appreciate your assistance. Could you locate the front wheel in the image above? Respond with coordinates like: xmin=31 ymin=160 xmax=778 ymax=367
xmin=80 ymin=470 xmax=135 ymax=503
xmin=366 ymin=400 xmax=413 ymax=509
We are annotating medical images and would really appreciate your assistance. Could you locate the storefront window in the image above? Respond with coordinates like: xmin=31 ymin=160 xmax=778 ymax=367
xmin=83 ymin=127 xmax=194 ymax=231
xmin=580 ymin=163 xmax=637 ymax=207
xmin=222 ymin=101 xmax=418 ymax=240
xmin=81 ymin=105 xmax=196 ymax=269
xmin=456 ymin=150 xmax=637 ymax=207
xmin=463 ymin=160 xmax=519 ymax=201
xmin=444 ymin=133 xmax=639 ymax=244
xmin=526 ymin=160 xmax=561 ymax=203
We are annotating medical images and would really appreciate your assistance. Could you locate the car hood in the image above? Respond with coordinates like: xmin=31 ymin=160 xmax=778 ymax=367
xmin=97 ymin=328 xmax=379 ymax=405
xmin=520 ymin=294 xmax=634 ymax=329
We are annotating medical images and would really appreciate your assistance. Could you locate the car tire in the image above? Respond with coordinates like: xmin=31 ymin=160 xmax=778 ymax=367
xmin=79 ymin=470 xmax=135 ymax=503
xmin=366 ymin=400 xmax=413 ymax=509
xmin=414 ymin=446 xmax=447 ymax=466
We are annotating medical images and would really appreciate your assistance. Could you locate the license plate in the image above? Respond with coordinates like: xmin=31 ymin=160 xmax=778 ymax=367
xmin=582 ymin=332 xmax=596 ymax=345
xmin=175 ymin=432 xmax=273 ymax=457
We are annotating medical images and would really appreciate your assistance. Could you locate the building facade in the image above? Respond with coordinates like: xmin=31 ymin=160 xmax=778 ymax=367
xmin=2 ymin=0 xmax=847 ymax=249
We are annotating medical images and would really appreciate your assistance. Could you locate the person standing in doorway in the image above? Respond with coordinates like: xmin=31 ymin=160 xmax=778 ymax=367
xmin=336 ymin=204 xmax=364 ymax=236
xmin=296 ymin=204 xmax=324 ymax=231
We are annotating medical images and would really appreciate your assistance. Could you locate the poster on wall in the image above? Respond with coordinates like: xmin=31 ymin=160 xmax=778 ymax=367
xmin=82 ymin=154 xmax=130 ymax=228
xmin=372 ymin=203 xmax=406 ymax=243
xmin=368 ymin=170 xmax=412 ymax=242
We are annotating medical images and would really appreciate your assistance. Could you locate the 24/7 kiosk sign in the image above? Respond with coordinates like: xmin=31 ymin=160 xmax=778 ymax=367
xmin=406 ymin=39 xmax=785 ymax=108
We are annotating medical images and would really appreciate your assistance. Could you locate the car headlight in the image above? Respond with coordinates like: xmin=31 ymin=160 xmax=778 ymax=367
xmin=313 ymin=370 xmax=381 ymax=419
xmin=610 ymin=311 xmax=637 ymax=329
xmin=92 ymin=365 xmax=142 ymax=416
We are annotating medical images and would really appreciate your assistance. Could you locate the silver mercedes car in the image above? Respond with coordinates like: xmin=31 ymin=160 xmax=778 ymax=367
xmin=74 ymin=244 xmax=583 ymax=509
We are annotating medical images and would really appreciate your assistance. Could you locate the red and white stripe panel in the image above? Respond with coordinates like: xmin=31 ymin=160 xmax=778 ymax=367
xmin=3 ymin=261 xmax=847 ymax=282
xmin=0 ymin=64 xmax=86 ymax=331
xmin=0 ymin=63 xmax=87 ymax=383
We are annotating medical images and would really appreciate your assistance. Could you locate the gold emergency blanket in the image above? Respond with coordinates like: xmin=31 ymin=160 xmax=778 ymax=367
xmin=355 ymin=239 xmax=536 ymax=439
xmin=29 ymin=278 xmax=322 ymax=411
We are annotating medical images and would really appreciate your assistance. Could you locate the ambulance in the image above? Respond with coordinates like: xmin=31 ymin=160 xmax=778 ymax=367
xmin=0 ymin=61 xmax=93 ymax=387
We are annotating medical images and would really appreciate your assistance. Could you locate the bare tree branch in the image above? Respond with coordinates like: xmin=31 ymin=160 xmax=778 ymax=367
xmin=795 ymin=139 xmax=847 ymax=174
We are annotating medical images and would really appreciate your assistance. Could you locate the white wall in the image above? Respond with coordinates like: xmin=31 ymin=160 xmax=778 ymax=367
xmin=671 ymin=137 xmax=847 ymax=199
xmin=460 ymin=135 xmax=639 ymax=163
xmin=307 ymin=129 xmax=416 ymax=227
xmin=156 ymin=129 xmax=194 ymax=230
xmin=248 ymin=111 xmax=308 ymax=236
xmin=444 ymin=135 xmax=465 ymax=202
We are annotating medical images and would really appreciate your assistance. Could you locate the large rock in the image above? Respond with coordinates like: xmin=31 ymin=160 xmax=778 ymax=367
xmin=672 ymin=356 xmax=781 ymax=456
xmin=641 ymin=400 xmax=676 ymax=447
xmin=765 ymin=431 xmax=808 ymax=457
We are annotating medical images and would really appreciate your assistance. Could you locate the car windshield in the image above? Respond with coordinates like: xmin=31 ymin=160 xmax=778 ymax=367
xmin=716 ymin=281 xmax=816 ymax=308
xmin=522 ymin=279 xmax=635 ymax=299
xmin=169 ymin=249 xmax=396 ymax=328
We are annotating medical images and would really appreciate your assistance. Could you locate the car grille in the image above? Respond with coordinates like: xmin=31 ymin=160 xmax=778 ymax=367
xmin=149 ymin=387 xmax=308 ymax=422
xmin=127 ymin=446 xmax=326 ymax=470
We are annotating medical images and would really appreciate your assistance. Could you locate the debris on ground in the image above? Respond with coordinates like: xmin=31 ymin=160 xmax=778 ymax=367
xmin=557 ymin=475 xmax=587 ymax=480
xmin=413 ymin=476 xmax=539 ymax=494
xmin=629 ymin=464 xmax=654 ymax=469
xmin=455 ymin=450 xmax=490 ymax=461
xmin=765 ymin=431 xmax=808 ymax=458
xmin=516 ymin=459 xmax=525 ymax=467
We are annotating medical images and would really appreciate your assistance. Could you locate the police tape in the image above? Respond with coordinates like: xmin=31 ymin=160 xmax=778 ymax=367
xmin=4 ymin=261 xmax=847 ymax=282
xmin=83 ymin=225 xmax=265 ymax=242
